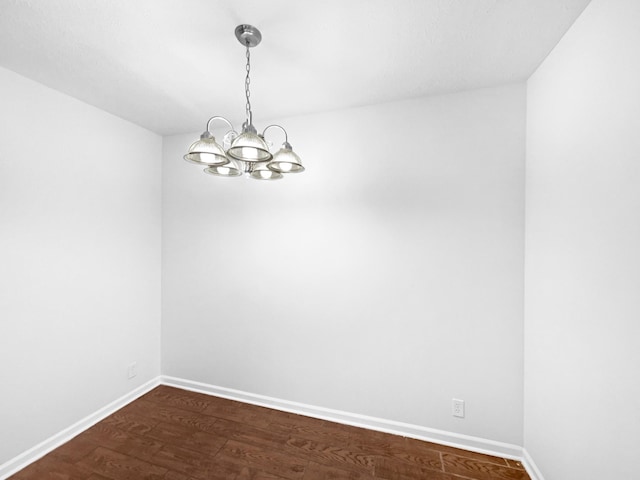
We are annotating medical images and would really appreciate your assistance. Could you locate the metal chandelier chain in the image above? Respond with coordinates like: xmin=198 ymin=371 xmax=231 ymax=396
xmin=245 ymin=43 xmax=252 ymax=125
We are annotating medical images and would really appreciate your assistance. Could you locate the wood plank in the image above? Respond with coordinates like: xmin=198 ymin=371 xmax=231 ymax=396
xmin=506 ymin=458 xmax=525 ymax=470
xmin=9 ymin=454 xmax=90 ymax=480
xmin=221 ymin=439 xmax=308 ymax=480
xmin=101 ymin=409 xmax=159 ymax=436
xmin=215 ymin=418 xmax=289 ymax=451
xmin=48 ymin=433 xmax=98 ymax=463
xmin=151 ymin=443 xmax=225 ymax=479
xmin=303 ymin=461 xmax=375 ymax=480
xmin=428 ymin=441 xmax=509 ymax=467
xmin=200 ymin=452 xmax=291 ymax=480
xmin=83 ymin=423 xmax=164 ymax=462
xmin=285 ymin=436 xmax=375 ymax=475
xmin=147 ymin=421 xmax=227 ymax=457
xmin=76 ymin=446 xmax=167 ymax=480
xmin=143 ymin=386 xmax=212 ymax=413
xmin=203 ymin=400 xmax=274 ymax=428
xmin=269 ymin=415 xmax=350 ymax=447
xmin=442 ymin=453 xmax=531 ymax=480
xmin=128 ymin=400 xmax=220 ymax=434
xmin=375 ymin=457 xmax=459 ymax=480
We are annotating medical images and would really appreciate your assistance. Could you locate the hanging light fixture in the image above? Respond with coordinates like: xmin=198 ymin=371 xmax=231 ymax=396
xmin=184 ymin=25 xmax=304 ymax=180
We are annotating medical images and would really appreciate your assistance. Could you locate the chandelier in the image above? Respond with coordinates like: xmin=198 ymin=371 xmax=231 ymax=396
xmin=184 ymin=25 xmax=304 ymax=180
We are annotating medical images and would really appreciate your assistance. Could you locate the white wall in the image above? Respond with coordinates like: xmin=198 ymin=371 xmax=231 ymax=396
xmin=162 ymin=84 xmax=526 ymax=445
xmin=525 ymin=0 xmax=640 ymax=478
xmin=0 ymin=67 xmax=162 ymax=464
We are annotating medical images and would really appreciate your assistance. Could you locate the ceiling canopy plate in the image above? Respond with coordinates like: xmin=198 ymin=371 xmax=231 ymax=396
xmin=235 ymin=24 xmax=262 ymax=48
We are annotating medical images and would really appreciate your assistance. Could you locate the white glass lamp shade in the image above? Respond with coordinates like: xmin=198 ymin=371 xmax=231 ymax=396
xmin=184 ymin=134 xmax=229 ymax=166
xmin=268 ymin=142 xmax=304 ymax=173
xmin=249 ymin=163 xmax=283 ymax=180
xmin=204 ymin=159 xmax=243 ymax=177
xmin=227 ymin=130 xmax=272 ymax=163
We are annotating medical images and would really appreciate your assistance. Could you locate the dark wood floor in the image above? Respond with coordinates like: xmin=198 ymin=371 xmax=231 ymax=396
xmin=10 ymin=385 xmax=530 ymax=480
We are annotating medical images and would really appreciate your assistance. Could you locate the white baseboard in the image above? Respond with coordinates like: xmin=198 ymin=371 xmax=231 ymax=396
xmin=0 ymin=377 xmax=160 ymax=480
xmin=161 ymin=376 xmax=524 ymax=461
xmin=522 ymin=448 xmax=545 ymax=480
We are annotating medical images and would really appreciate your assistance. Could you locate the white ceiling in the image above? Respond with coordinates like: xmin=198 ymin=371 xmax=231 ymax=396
xmin=0 ymin=0 xmax=590 ymax=135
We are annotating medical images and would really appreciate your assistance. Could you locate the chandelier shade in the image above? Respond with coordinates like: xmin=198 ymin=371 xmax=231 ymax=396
xmin=269 ymin=142 xmax=305 ymax=173
xmin=183 ymin=25 xmax=304 ymax=180
xmin=204 ymin=160 xmax=243 ymax=177
xmin=250 ymin=162 xmax=283 ymax=180
xmin=183 ymin=133 xmax=229 ymax=166
xmin=227 ymin=126 xmax=273 ymax=163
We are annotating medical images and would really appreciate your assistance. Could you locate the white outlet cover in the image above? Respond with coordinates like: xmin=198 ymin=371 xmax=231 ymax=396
xmin=452 ymin=398 xmax=465 ymax=418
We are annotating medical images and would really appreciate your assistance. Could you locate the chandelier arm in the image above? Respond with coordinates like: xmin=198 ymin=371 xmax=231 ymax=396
xmin=262 ymin=124 xmax=289 ymax=144
xmin=206 ymin=116 xmax=236 ymax=135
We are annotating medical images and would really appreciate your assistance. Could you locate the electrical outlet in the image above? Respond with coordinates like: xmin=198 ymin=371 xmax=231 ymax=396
xmin=127 ymin=362 xmax=137 ymax=379
xmin=452 ymin=398 xmax=465 ymax=418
